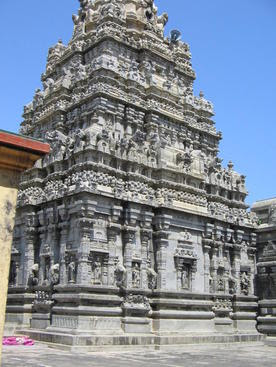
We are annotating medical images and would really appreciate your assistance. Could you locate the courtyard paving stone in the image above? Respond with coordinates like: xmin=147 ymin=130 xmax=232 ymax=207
xmin=2 ymin=342 xmax=276 ymax=367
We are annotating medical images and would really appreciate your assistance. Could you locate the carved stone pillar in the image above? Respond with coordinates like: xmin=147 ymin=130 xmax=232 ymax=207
xmin=102 ymin=255 xmax=109 ymax=286
xmin=107 ymin=224 xmax=121 ymax=286
xmin=154 ymin=231 xmax=169 ymax=290
xmin=48 ymin=224 xmax=57 ymax=267
xmin=123 ymin=227 xmax=136 ymax=288
xmin=77 ymin=218 xmax=94 ymax=285
xmin=23 ymin=226 xmax=37 ymax=286
xmin=58 ymin=222 xmax=69 ymax=285
xmin=233 ymin=249 xmax=241 ymax=294
xmin=203 ymin=241 xmax=211 ymax=293
xmin=38 ymin=226 xmax=47 ymax=285
xmin=140 ymin=229 xmax=152 ymax=290
xmin=224 ymin=248 xmax=230 ymax=294
xmin=153 ymin=214 xmax=171 ymax=290
xmin=210 ymin=246 xmax=218 ymax=293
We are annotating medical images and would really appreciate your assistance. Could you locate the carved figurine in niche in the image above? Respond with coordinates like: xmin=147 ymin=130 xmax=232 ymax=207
xmin=75 ymin=63 xmax=87 ymax=82
xmin=92 ymin=256 xmax=102 ymax=285
xmin=132 ymin=262 xmax=141 ymax=288
xmin=118 ymin=137 xmax=129 ymax=158
xmin=43 ymin=77 xmax=55 ymax=92
xmin=181 ymin=264 xmax=190 ymax=290
xmin=147 ymin=267 xmax=157 ymax=290
xmin=97 ymin=129 xmax=110 ymax=153
xmin=128 ymin=60 xmax=140 ymax=82
xmin=176 ymin=152 xmax=192 ymax=172
xmin=65 ymin=136 xmax=75 ymax=159
xmin=28 ymin=264 xmax=39 ymax=287
xmin=114 ymin=262 xmax=126 ymax=287
xmin=217 ymin=277 xmax=225 ymax=292
xmin=74 ymin=128 xmax=86 ymax=153
xmin=240 ymin=271 xmax=250 ymax=295
xmin=147 ymin=144 xmax=158 ymax=165
xmin=45 ymin=130 xmax=67 ymax=162
xmin=44 ymin=257 xmax=51 ymax=284
xmin=68 ymin=259 xmax=76 ymax=284
xmin=229 ymin=275 xmax=238 ymax=295
xmin=127 ymin=139 xmax=138 ymax=160
xmin=49 ymin=264 xmax=60 ymax=286
xmin=33 ymin=89 xmax=44 ymax=109
xmin=269 ymin=205 xmax=276 ymax=224
xmin=140 ymin=60 xmax=156 ymax=85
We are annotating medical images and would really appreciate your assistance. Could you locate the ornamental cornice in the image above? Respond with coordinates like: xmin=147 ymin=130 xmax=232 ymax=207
xmin=28 ymin=80 xmax=218 ymax=139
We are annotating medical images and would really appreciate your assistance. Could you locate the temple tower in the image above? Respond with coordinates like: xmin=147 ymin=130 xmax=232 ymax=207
xmin=6 ymin=0 xmax=262 ymax=347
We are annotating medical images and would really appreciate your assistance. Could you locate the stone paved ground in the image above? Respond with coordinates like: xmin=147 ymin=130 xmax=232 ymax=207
xmin=2 ymin=342 xmax=276 ymax=367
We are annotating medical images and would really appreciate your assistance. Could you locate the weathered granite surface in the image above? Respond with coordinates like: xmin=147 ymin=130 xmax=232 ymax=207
xmin=6 ymin=0 xmax=261 ymax=345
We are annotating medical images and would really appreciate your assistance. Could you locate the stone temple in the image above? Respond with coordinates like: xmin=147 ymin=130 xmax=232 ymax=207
xmin=6 ymin=0 xmax=265 ymax=348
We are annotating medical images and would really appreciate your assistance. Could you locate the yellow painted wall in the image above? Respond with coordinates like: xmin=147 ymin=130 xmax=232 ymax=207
xmin=0 ymin=168 xmax=20 ymax=364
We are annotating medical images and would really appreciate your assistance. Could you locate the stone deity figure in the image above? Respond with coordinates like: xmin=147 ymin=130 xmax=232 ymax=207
xmin=33 ymin=89 xmax=44 ymax=109
xmin=229 ymin=276 xmax=238 ymax=295
xmin=240 ymin=272 xmax=250 ymax=295
xmin=68 ymin=260 xmax=76 ymax=284
xmin=156 ymin=13 xmax=168 ymax=36
xmin=142 ymin=0 xmax=157 ymax=20
xmin=28 ymin=264 xmax=39 ymax=287
xmin=74 ymin=129 xmax=86 ymax=153
xmin=147 ymin=267 xmax=157 ymax=290
xmin=50 ymin=264 xmax=60 ymax=286
xmin=115 ymin=262 xmax=126 ymax=287
xmin=217 ymin=277 xmax=225 ymax=292
xmin=269 ymin=205 xmax=276 ymax=224
xmin=92 ymin=257 xmax=102 ymax=285
xmin=181 ymin=265 xmax=190 ymax=290
xmin=132 ymin=263 xmax=141 ymax=288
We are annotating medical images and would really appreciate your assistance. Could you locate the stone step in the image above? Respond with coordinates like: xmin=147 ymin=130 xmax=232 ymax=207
xmin=18 ymin=329 xmax=265 ymax=352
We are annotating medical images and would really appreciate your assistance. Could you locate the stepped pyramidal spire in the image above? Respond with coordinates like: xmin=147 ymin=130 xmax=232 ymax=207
xmin=7 ymin=0 xmax=261 ymax=348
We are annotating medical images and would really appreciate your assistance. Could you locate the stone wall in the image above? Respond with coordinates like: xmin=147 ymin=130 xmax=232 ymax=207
xmin=252 ymin=199 xmax=276 ymax=336
xmin=0 ymin=168 xmax=19 ymax=357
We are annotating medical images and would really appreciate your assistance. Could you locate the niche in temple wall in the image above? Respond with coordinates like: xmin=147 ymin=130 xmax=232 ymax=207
xmin=190 ymin=150 xmax=207 ymax=175
xmin=89 ymin=251 xmax=109 ymax=286
xmin=240 ymin=241 xmax=249 ymax=264
xmin=173 ymin=230 xmax=198 ymax=291
xmin=9 ymin=245 xmax=20 ymax=287
xmin=67 ymin=220 xmax=78 ymax=251
xmin=92 ymin=217 xmax=108 ymax=249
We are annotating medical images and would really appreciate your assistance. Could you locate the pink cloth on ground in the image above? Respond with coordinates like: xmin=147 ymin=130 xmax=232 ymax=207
xmin=2 ymin=336 xmax=34 ymax=346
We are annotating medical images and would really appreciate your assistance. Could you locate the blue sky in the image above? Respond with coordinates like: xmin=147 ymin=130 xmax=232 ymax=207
xmin=0 ymin=0 xmax=275 ymax=205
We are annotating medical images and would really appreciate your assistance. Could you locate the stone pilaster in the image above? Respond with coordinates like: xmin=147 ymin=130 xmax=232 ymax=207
xmin=77 ymin=218 xmax=94 ymax=285
xmin=107 ymin=224 xmax=121 ymax=286
xmin=203 ymin=240 xmax=211 ymax=293
xmin=47 ymin=223 xmax=57 ymax=267
xmin=233 ymin=249 xmax=241 ymax=294
xmin=23 ymin=226 xmax=37 ymax=286
xmin=141 ymin=229 xmax=152 ymax=290
xmin=210 ymin=245 xmax=218 ymax=293
xmin=58 ymin=222 xmax=69 ymax=285
xmin=154 ymin=231 xmax=169 ymax=290
xmin=123 ymin=227 xmax=136 ymax=288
